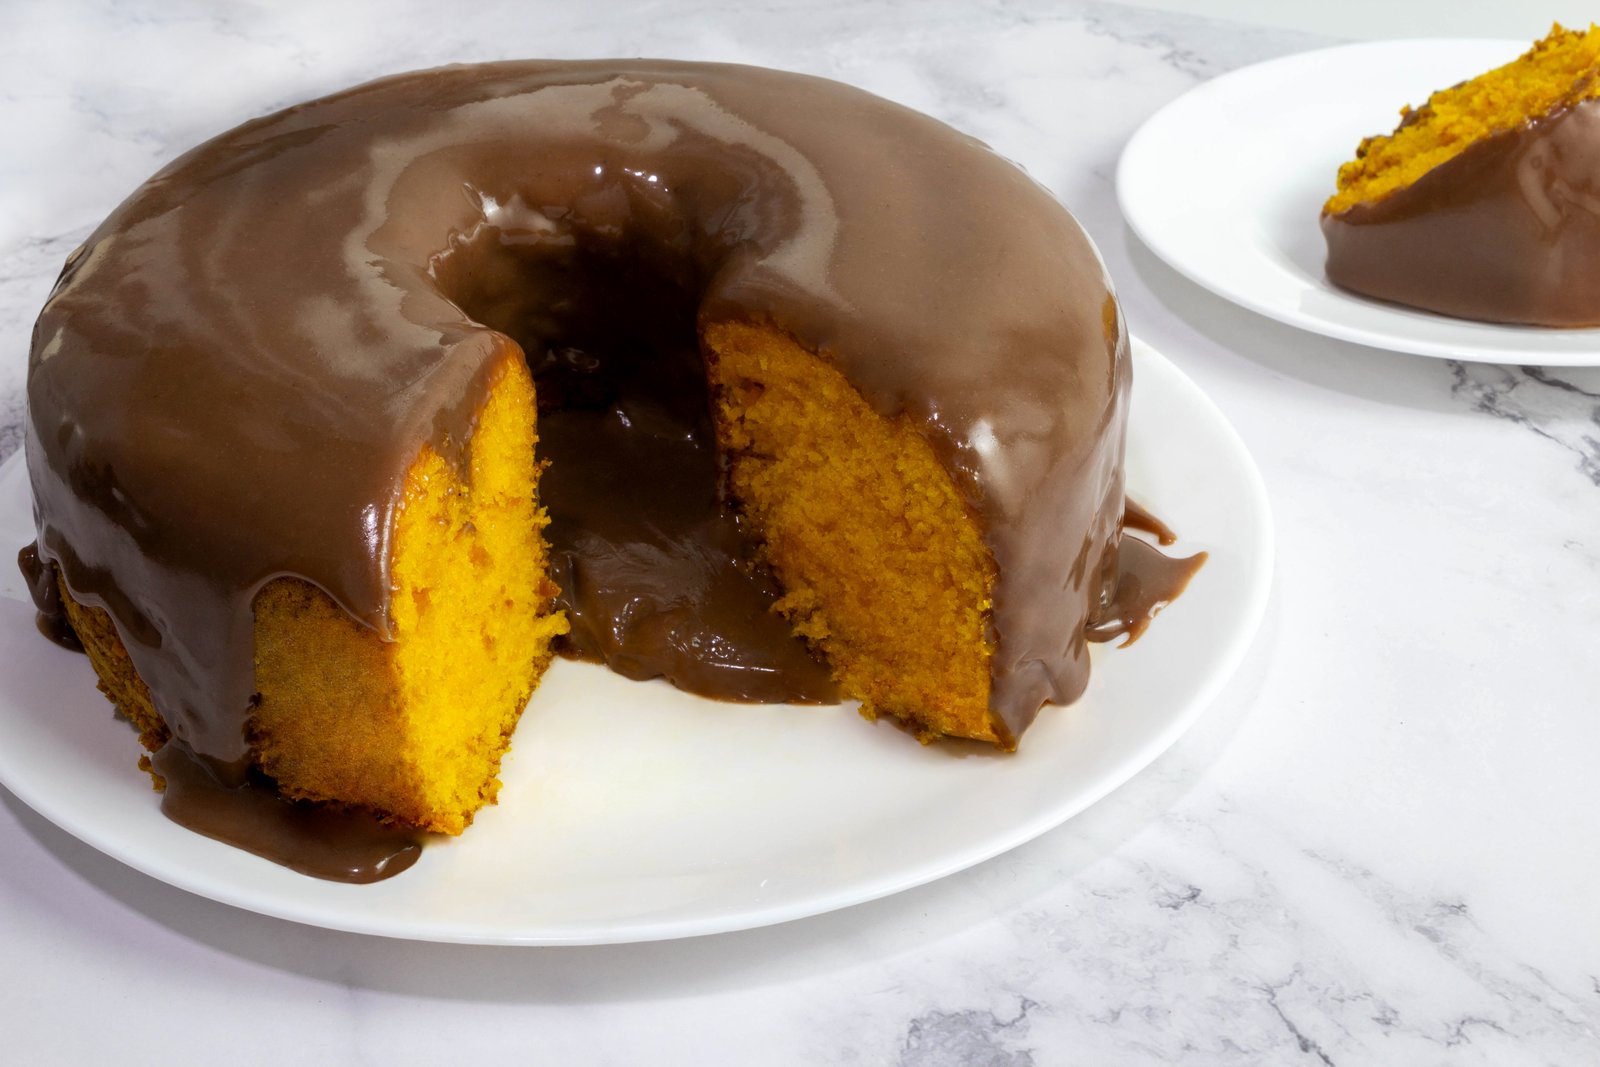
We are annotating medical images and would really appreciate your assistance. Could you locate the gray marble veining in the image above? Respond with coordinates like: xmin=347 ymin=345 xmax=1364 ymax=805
xmin=1450 ymin=363 xmax=1600 ymax=487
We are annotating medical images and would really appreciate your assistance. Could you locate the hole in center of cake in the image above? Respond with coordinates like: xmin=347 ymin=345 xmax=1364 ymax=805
xmin=434 ymin=229 xmax=838 ymax=704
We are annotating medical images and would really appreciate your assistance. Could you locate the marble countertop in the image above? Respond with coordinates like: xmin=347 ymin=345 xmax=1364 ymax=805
xmin=3 ymin=1 xmax=1598 ymax=1063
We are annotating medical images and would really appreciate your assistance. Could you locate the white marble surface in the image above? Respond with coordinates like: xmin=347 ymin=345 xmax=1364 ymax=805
xmin=3 ymin=1 xmax=1599 ymax=1063
xmin=1110 ymin=0 xmax=1590 ymax=41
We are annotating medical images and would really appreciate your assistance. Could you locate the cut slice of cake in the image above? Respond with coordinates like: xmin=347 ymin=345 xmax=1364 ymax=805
xmin=1322 ymin=24 xmax=1600 ymax=325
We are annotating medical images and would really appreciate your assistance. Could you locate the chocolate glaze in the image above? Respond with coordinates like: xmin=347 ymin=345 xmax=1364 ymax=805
xmin=1323 ymin=98 xmax=1600 ymax=326
xmin=17 ymin=543 xmax=82 ymax=651
xmin=151 ymin=741 xmax=422 ymax=883
xmin=29 ymin=60 xmax=1128 ymax=763
xmin=27 ymin=60 xmax=1131 ymax=862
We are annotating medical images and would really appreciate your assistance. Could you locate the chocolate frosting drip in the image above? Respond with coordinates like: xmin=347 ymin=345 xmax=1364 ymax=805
xmin=27 ymin=60 xmax=1127 ymax=773
xmin=1323 ymin=99 xmax=1600 ymax=326
xmin=17 ymin=543 xmax=82 ymax=651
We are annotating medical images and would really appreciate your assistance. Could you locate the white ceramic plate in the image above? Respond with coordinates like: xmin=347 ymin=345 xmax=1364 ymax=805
xmin=0 ymin=338 xmax=1271 ymax=945
xmin=1119 ymin=39 xmax=1600 ymax=365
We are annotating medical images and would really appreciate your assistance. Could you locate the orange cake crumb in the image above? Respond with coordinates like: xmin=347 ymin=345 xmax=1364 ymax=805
xmin=704 ymin=321 xmax=1002 ymax=746
xmin=1326 ymin=24 xmax=1600 ymax=215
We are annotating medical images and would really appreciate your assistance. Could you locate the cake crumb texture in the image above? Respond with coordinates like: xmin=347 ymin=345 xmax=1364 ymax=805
xmin=59 ymin=594 xmax=169 ymax=763
xmin=253 ymin=351 xmax=565 ymax=833
xmin=1326 ymin=23 xmax=1600 ymax=216
xmin=705 ymin=321 xmax=1001 ymax=746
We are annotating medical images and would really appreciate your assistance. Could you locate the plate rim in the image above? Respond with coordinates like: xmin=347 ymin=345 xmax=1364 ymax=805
xmin=0 ymin=337 xmax=1274 ymax=944
xmin=1117 ymin=37 xmax=1600 ymax=367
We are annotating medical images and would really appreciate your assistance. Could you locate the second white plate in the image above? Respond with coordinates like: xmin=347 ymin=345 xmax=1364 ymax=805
xmin=1119 ymin=39 xmax=1600 ymax=365
xmin=0 ymin=338 xmax=1271 ymax=945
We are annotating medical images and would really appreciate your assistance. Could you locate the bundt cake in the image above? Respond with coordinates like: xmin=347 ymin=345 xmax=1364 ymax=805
xmin=24 ymin=60 xmax=1132 ymax=874
xmin=1322 ymin=24 xmax=1600 ymax=325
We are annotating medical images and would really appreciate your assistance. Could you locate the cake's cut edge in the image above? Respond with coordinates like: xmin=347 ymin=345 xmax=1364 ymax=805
xmin=703 ymin=319 xmax=1005 ymax=748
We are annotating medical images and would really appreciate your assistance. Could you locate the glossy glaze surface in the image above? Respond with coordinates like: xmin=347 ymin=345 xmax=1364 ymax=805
xmin=26 ymin=59 xmax=1128 ymax=773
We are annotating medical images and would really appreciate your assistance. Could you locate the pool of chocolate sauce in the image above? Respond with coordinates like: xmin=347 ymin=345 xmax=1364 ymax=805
xmin=152 ymin=742 xmax=423 ymax=884
xmin=1088 ymin=500 xmax=1207 ymax=647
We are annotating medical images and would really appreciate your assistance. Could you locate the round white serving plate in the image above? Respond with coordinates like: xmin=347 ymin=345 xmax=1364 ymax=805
xmin=1119 ymin=39 xmax=1600 ymax=366
xmin=0 ymin=337 xmax=1272 ymax=944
